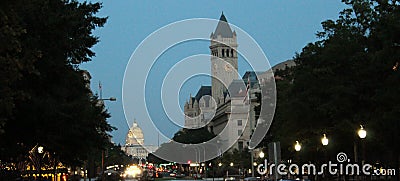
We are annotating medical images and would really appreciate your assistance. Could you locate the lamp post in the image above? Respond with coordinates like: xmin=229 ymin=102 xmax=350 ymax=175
xmin=294 ymin=141 xmax=302 ymax=180
xmin=357 ymin=125 xmax=367 ymax=181
xmin=218 ymin=162 xmax=222 ymax=178
xmin=37 ymin=146 xmax=44 ymax=181
xmin=358 ymin=125 xmax=367 ymax=164
xmin=253 ymin=150 xmax=264 ymax=177
xmin=205 ymin=142 xmax=222 ymax=181
xmin=251 ymin=150 xmax=264 ymax=178
xmin=321 ymin=134 xmax=329 ymax=179
xmin=99 ymin=96 xmax=116 ymax=181
xmin=229 ymin=162 xmax=234 ymax=176
xmin=193 ymin=146 xmax=200 ymax=177
xmin=250 ymin=149 xmax=254 ymax=177
xmin=321 ymin=134 xmax=329 ymax=161
xmin=198 ymin=144 xmax=208 ymax=178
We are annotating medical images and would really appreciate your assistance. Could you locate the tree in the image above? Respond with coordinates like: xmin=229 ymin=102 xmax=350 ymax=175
xmin=172 ymin=127 xmax=215 ymax=144
xmin=105 ymin=143 xmax=133 ymax=167
xmin=270 ymin=0 xmax=400 ymax=173
xmin=0 ymin=0 xmax=112 ymax=168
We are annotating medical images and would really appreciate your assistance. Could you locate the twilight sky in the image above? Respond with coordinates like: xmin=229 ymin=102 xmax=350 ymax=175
xmin=80 ymin=0 xmax=348 ymax=146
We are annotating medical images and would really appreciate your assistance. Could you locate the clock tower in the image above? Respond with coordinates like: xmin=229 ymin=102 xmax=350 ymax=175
xmin=210 ymin=12 xmax=238 ymax=103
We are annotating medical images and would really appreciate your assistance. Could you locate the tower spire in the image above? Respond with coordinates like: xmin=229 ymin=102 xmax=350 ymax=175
xmin=213 ymin=13 xmax=233 ymax=38
xmin=219 ymin=11 xmax=227 ymax=22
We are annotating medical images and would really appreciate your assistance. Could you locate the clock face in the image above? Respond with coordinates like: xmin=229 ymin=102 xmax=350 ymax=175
xmin=224 ymin=64 xmax=232 ymax=72
xmin=213 ymin=63 xmax=218 ymax=74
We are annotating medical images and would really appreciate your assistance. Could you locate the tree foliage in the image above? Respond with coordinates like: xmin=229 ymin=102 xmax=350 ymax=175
xmin=173 ymin=128 xmax=216 ymax=144
xmin=270 ymin=0 xmax=400 ymax=167
xmin=0 ymin=0 xmax=112 ymax=166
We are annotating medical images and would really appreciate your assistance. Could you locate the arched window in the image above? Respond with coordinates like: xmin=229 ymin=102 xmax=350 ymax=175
xmin=231 ymin=49 xmax=234 ymax=57
xmin=222 ymin=49 xmax=225 ymax=57
xmin=226 ymin=49 xmax=230 ymax=57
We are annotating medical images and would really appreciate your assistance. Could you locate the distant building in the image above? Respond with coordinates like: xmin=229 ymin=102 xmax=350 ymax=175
xmin=183 ymin=13 xmax=256 ymax=151
xmin=183 ymin=13 xmax=295 ymax=152
xmin=123 ymin=120 xmax=157 ymax=161
xmin=207 ymin=73 xmax=261 ymax=151
xmin=184 ymin=86 xmax=216 ymax=128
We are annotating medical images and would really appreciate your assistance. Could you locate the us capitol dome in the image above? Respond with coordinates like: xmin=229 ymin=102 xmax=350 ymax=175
xmin=125 ymin=121 xmax=144 ymax=145
xmin=123 ymin=120 xmax=158 ymax=161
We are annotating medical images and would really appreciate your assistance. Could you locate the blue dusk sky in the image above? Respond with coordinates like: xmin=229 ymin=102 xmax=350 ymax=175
xmin=80 ymin=0 xmax=348 ymax=146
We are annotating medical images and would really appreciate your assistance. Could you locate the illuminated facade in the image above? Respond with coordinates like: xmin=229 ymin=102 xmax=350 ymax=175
xmin=123 ymin=120 xmax=157 ymax=160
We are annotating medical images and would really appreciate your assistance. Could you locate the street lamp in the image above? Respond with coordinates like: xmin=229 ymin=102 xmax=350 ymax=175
xmin=218 ymin=163 xmax=222 ymax=167
xmin=294 ymin=141 xmax=301 ymax=152
xmin=38 ymin=146 xmax=44 ymax=154
xmin=100 ymin=97 xmax=116 ymax=101
xmin=259 ymin=151 xmax=265 ymax=158
xmin=321 ymin=134 xmax=329 ymax=176
xmin=321 ymin=134 xmax=329 ymax=146
xmin=358 ymin=125 xmax=367 ymax=139
xmin=357 ymin=125 xmax=367 ymax=181
xmin=99 ymin=96 xmax=116 ymax=181
xmin=230 ymin=162 xmax=234 ymax=167
xmin=37 ymin=146 xmax=44 ymax=181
